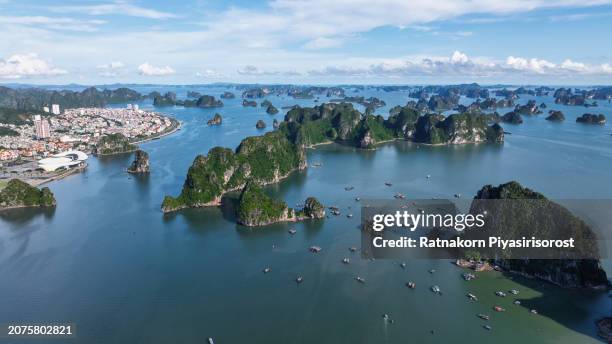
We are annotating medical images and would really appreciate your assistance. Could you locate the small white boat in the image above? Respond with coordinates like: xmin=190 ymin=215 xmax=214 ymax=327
xmin=530 ymin=309 xmax=538 ymax=315
xmin=495 ymin=291 xmax=507 ymax=297
xmin=349 ymin=247 xmax=357 ymax=252
xmin=263 ymin=267 xmax=271 ymax=273
xmin=288 ymin=229 xmax=297 ymax=235
xmin=208 ymin=338 xmax=215 ymax=344
xmin=431 ymin=285 xmax=441 ymax=294
xmin=510 ymin=289 xmax=519 ymax=295
xmin=296 ymin=276 xmax=303 ymax=283
xmin=513 ymin=300 xmax=521 ymax=305
xmin=483 ymin=325 xmax=492 ymax=331
xmin=355 ymin=197 xmax=361 ymax=201
xmin=342 ymin=258 xmax=350 ymax=264
xmin=467 ymin=293 xmax=478 ymax=301
xmin=356 ymin=276 xmax=366 ymax=284
xmin=400 ymin=262 xmax=406 ymax=268
xmin=309 ymin=246 xmax=322 ymax=253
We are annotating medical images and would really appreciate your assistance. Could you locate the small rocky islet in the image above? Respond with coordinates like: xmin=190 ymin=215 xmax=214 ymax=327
xmin=207 ymin=113 xmax=222 ymax=126
xmin=127 ymin=150 xmax=150 ymax=174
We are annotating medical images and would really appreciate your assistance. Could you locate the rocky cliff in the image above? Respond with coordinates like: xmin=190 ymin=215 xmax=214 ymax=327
xmin=161 ymin=131 xmax=306 ymax=212
xmin=127 ymin=150 xmax=150 ymax=173
xmin=467 ymin=181 xmax=609 ymax=288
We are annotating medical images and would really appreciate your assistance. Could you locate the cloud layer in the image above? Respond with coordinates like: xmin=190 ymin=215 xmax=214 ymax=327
xmin=137 ymin=62 xmax=175 ymax=76
xmin=0 ymin=54 xmax=66 ymax=79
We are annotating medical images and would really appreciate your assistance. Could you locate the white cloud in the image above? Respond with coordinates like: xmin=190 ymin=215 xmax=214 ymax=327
xmin=0 ymin=15 xmax=106 ymax=32
xmin=50 ymin=1 xmax=177 ymax=19
xmin=137 ymin=62 xmax=175 ymax=76
xmin=195 ymin=69 xmax=223 ymax=78
xmin=307 ymin=51 xmax=612 ymax=78
xmin=302 ymin=37 xmax=342 ymax=50
xmin=237 ymin=65 xmax=300 ymax=76
xmin=0 ymin=53 xmax=66 ymax=79
xmin=97 ymin=61 xmax=125 ymax=77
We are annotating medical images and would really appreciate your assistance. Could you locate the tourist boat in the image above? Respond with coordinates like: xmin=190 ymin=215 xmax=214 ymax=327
xmin=513 ymin=300 xmax=521 ymax=305
xmin=530 ymin=309 xmax=538 ymax=315
xmin=462 ymin=273 xmax=476 ymax=281
xmin=312 ymin=162 xmax=322 ymax=167
xmin=483 ymin=325 xmax=492 ymax=331
xmin=467 ymin=293 xmax=478 ymax=301
xmin=347 ymin=214 xmax=353 ymax=218
xmin=342 ymin=258 xmax=350 ymax=264
xmin=510 ymin=289 xmax=519 ymax=295
xmin=400 ymin=262 xmax=406 ymax=268
xmin=309 ymin=246 xmax=322 ymax=253
xmin=344 ymin=186 xmax=354 ymax=191
xmin=208 ymin=337 xmax=214 ymax=344
xmin=426 ymin=174 xmax=431 ymax=179
xmin=494 ymin=306 xmax=505 ymax=312
xmin=296 ymin=276 xmax=303 ymax=283
xmin=263 ymin=267 xmax=271 ymax=273
xmin=477 ymin=314 xmax=490 ymax=321
xmin=407 ymin=282 xmax=416 ymax=289
xmin=288 ymin=229 xmax=297 ymax=235
xmin=394 ymin=193 xmax=405 ymax=199
xmin=428 ymin=269 xmax=436 ymax=274
xmin=495 ymin=291 xmax=507 ymax=297
xmin=384 ymin=182 xmax=393 ymax=186
xmin=355 ymin=197 xmax=361 ymax=201
xmin=431 ymin=285 xmax=441 ymax=294
xmin=349 ymin=247 xmax=357 ymax=252
xmin=454 ymin=193 xmax=461 ymax=198
xmin=356 ymin=276 xmax=366 ymax=284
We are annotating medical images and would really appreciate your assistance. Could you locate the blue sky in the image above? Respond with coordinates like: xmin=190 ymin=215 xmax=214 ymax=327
xmin=1 ymin=0 xmax=612 ymax=85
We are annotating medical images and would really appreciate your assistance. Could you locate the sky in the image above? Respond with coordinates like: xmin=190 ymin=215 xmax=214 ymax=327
xmin=1 ymin=0 xmax=612 ymax=85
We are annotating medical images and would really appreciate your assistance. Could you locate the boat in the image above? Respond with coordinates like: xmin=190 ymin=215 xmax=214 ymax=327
xmin=495 ymin=291 xmax=507 ymax=297
xmin=263 ymin=267 xmax=271 ymax=273
xmin=483 ymin=325 xmax=492 ymax=331
xmin=346 ymin=214 xmax=353 ymax=218
xmin=513 ymin=300 xmax=521 ymax=305
xmin=428 ymin=269 xmax=436 ymax=274
xmin=312 ymin=162 xmax=322 ymax=167
xmin=510 ymin=289 xmax=519 ymax=295
xmin=288 ymin=229 xmax=297 ymax=235
xmin=356 ymin=276 xmax=366 ymax=284
xmin=384 ymin=182 xmax=392 ymax=186
xmin=309 ymin=246 xmax=322 ymax=253
xmin=454 ymin=193 xmax=461 ymax=198
xmin=530 ymin=309 xmax=538 ymax=315
xmin=349 ymin=247 xmax=357 ymax=252
xmin=467 ymin=293 xmax=478 ymax=301
xmin=407 ymin=282 xmax=416 ymax=289
xmin=208 ymin=337 xmax=215 ymax=344
xmin=462 ymin=273 xmax=476 ymax=281
xmin=477 ymin=314 xmax=490 ymax=321
xmin=426 ymin=174 xmax=431 ymax=179
xmin=494 ymin=306 xmax=505 ymax=312
xmin=400 ymin=262 xmax=406 ymax=268
xmin=382 ymin=314 xmax=389 ymax=320
xmin=296 ymin=276 xmax=303 ymax=283
xmin=344 ymin=186 xmax=354 ymax=191
xmin=431 ymin=285 xmax=441 ymax=294
xmin=355 ymin=197 xmax=361 ymax=201
xmin=342 ymin=258 xmax=350 ymax=264
xmin=394 ymin=193 xmax=405 ymax=199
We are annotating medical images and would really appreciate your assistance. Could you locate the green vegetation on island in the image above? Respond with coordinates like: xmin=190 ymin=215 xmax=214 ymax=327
xmin=463 ymin=181 xmax=609 ymax=288
xmin=162 ymin=130 xmax=306 ymax=212
xmin=94 ymin=133 xmax=137 ymax=156
xmin=152 ymin=92 xmax=223 ymax=108
xmin=0 ymin=179 xmax=56 ymax=210
xmin=236 ymin=182 xmax=293 ymax=226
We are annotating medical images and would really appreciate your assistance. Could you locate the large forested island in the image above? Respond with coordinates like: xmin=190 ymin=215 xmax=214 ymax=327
xmin=0 ymin=179 xmax=56 ymax=210
xmin=162 ymin=102 xmax=504 ymax=213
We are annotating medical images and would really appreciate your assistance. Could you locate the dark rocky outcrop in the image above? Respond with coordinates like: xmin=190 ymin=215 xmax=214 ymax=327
xmin=576 ymin=113 xmax=606 ymax=125
xmin=207 ymin=113 xmax=222 ymax=126
xmin=242 ymin=100 xmax=257 ymax=107
xmin=255 ymin=120 xmax=266 ymax=129
xmin=127 ymin=150 xmax=150 ymax=173
xmin=465 ymin=181 xmax=610 ymax=288
xmin=545 ymin=110 xmax=565 ymax=122
xmin=0 ymin=179 xmax=56 ymax=210
xmin=220 ymin=91 xmax=235 ymax=99
xmin=266 ymin=105 xmax=279 ymax=115
xmin=300 ymin=197 xmax=325 ymax=219
xmin=501 ymin=111 xmax=523 ymax=124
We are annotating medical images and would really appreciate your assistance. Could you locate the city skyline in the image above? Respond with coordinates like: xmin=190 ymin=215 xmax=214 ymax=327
xmin=1 ymin=0 xmax=612 ymax=84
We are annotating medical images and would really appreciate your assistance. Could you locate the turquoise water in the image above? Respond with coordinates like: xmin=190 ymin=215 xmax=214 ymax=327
xmin=0 ymin=86 xmax=611 ymax=343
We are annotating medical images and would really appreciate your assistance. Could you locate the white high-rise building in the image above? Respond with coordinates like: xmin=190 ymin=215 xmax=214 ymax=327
xmin=127 ymin=104 xmax=133 ymax=110
xmin=43 ymin=106 xmax=49 ymax=113
xmin=33 ymin=115 xmax=51 ymax=139
xmin=51 ymin=104 xmax=60 ymax=115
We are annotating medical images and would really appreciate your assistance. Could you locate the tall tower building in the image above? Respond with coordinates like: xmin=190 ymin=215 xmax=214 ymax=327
xmin=33 ymin=115 xmax=51 ymax=139
xmin=51 ymin=104 xmax=60 ymax=115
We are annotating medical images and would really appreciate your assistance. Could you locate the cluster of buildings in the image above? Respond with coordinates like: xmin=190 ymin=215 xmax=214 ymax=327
xmin=0 ymin=104 xmax=174 ymax=163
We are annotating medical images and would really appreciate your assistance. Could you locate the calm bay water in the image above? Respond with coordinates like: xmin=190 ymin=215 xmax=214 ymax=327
xmin=0 ymin=86 xmax=611 ymax=343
